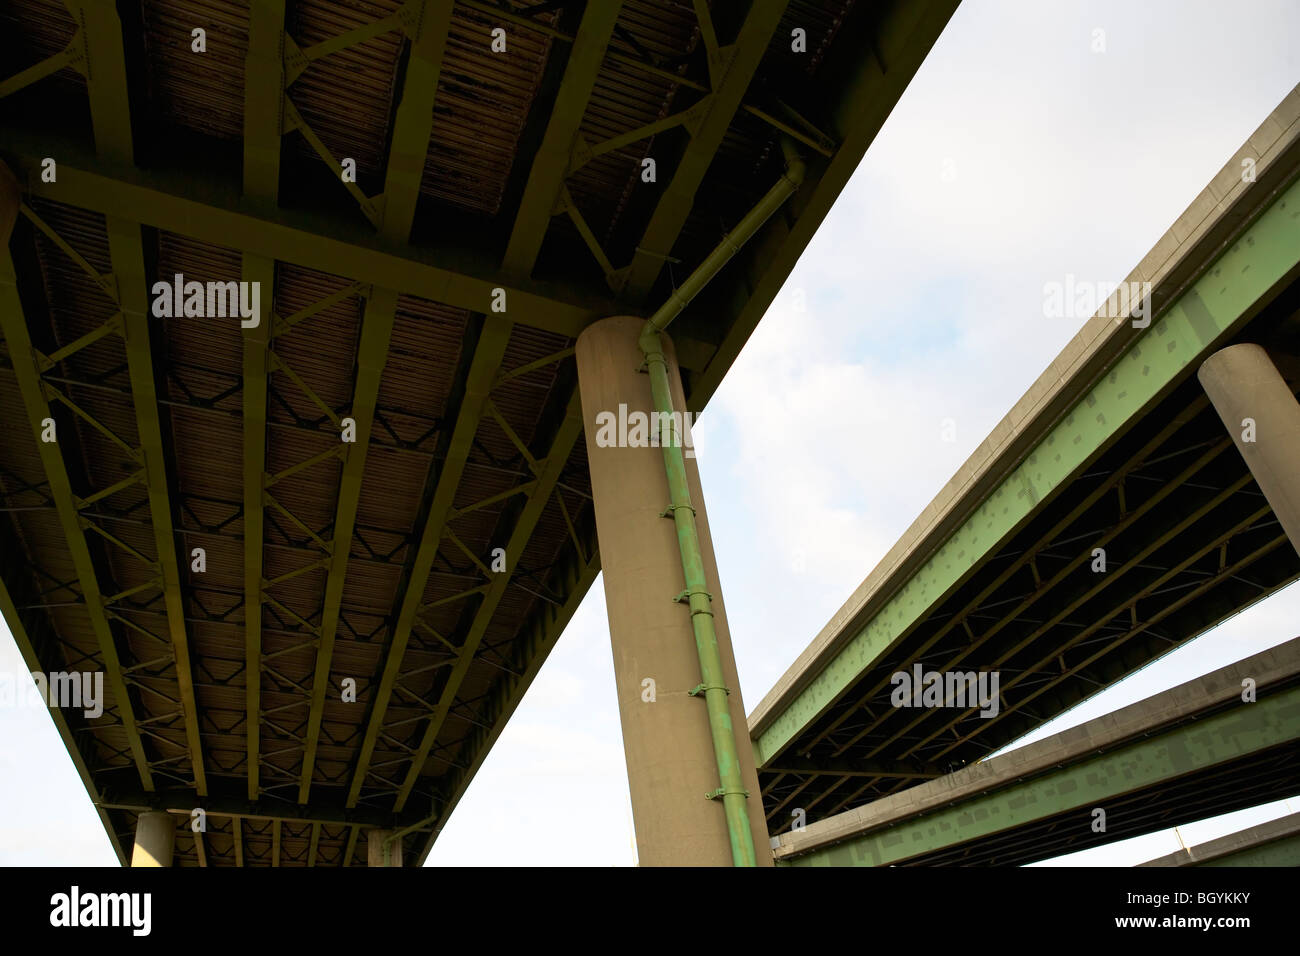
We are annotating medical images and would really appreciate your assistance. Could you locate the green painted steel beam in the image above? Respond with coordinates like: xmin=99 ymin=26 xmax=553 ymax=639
xmin=296 ymin=287 xmax=397 ymax=802
xmin=0 ymin=134 xmax=612 ymax=338
xmin=113 ymin=221 xmax=208 ymax=795
xmin=393 ymin=390 xmax=586 ymax=811
xmin=373 ymin=5 xmax=621 ymax=819
xmin=361 ymin=8 xmax=626 ymax=816
xmin=0 ymin=249 xmax=154 ymax=791
xmin=379 ymin=0 xmax=454 ymax=245
xmin=754 ymin=174 xmax=1300 ymax=766
xmin=79 ymin=0 xmax=208 ymax=794
xmin=244 ymin=0 xmax=286 ymax=205
xmin=97 ymin=790 xmax=431 ymax=829
xmin=619 ymin=1 xmax=789 ymax=302
xmin=240 ymin=0 xmax=286 ymax=802
xmin=241 ymin=264 xmax=272 ymax=802
xmin=502 ymin=0 xmax=623 ymax=277
xmin=783 ymin=683 xmax=1300 ymax=866
xmin=342 ymin=825 xmax=359 ymax=866
xmin=75 ymin=1 xmax=133 ymax=163
xmin=298 ymin=5 xmax=455 ymax=803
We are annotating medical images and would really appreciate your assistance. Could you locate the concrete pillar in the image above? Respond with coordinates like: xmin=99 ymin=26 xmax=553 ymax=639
xmin=367 ymin=829 xmax=401 ymax=867
xmin=1198 ymin=343 xmax=1300 ymax=557
xmin=575 ymin=315 xmax=770 ymax=866
xmin=131 ymin=811 xmax=175 ymax=867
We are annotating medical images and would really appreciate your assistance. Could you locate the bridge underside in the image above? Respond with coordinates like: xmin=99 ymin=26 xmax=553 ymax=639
xmin=752 ymin=91 xmax=1300 ymax=836
xmin=774 ymin=640 xmax=1300 ymax=867
xmin=0 ymin=0 xmax=960 ymax=865
xmin=760 ymin=284 xmax=1300 ymax=830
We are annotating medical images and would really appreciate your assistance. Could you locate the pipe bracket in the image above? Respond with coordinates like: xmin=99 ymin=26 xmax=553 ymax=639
xmin=660 ymin=503 xmax=696 ymax=518
xmin=688 ymin=682 xmax=730 ymax=697
xmin=705 ymin=787 xmax=750 ymax=801
xmin=673 ymin=587 xmax=712 ymax=604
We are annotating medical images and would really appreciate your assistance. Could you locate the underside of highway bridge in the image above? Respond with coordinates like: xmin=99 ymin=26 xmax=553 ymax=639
xmin=772 ymin=639 xmax=1300 ymax=866
xmin=0 ymin=0 xmax=961 ymax=866
xmin=750 ymin=86 xmax=1300 ymax=849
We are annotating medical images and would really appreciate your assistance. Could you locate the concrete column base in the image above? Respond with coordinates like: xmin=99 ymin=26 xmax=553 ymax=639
xmin=131 ymin=811 xmax=175 ymax=867
xmin=367 ymin=829 xmax=402 ymax=867
xmin=575 ymin=315 xmax=770 ymax=866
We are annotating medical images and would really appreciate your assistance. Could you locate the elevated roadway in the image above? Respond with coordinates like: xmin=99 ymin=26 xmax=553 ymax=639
xmin=750 ymin=87 xmax=1300 ymax=836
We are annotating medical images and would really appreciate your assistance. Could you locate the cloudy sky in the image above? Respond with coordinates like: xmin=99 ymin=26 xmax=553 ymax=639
xmin=2 ymin=0 xmax=1298 ymax=867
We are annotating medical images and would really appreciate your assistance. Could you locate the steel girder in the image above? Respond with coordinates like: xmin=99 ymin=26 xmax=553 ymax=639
xmin=0 ymin=242 xmax=155 ymax=789
xmin=754 ymin=173 xmax=1300 ymax=766
xmin=344 ymin=1 xmax=623 ymax=811
xmin=239 ymin=0 xmax=288 ymax=810
xmin=781 ymin=677 xmax=1300 ymax=867
xmin=67 ymin=2 xmax=210 ymax=795
xmin=297 ymin=1 xmax=457 ymax=805
xmin=0 ymin=134 xmax=612 ymax=340
xmin=617 ymin=1 xmax=790 ymax=302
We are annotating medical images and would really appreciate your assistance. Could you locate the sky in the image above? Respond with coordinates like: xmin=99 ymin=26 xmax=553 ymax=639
xmin=2 ymin=0 xmax=1299 ymax=867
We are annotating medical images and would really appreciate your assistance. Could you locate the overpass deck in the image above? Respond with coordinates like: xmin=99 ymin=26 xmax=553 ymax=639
xmin=750 ymin=87 xmax=1300 ymax=835
xmin=773 ymin=638 xmax=1300 ymax=866
xmin=0 ymin=0 xmax=960 ymax=864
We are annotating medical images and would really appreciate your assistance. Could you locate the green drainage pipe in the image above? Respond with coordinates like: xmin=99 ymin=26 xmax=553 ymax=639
xmin=637 ymin=141 xmax=805 ymax=867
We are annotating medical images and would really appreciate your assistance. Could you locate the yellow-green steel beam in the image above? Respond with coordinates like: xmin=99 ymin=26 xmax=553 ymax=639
xmin=0 ymin=35 xmax=82 ymax=100
xmin=0 ymin=248 xmax=154 ymax=791
xmin=113 ymin=222 xmax=208 ymax=794
xmin=502 ymin=0 xmax=623 ymax=277
xmin=765 ymin=756 xmax=941 ymax=780
xmin=379 ymin=0 xmax=455 ymax=245
xmin=79 ymin=0 xmax=208 ymax=794
xmin=618 ymin=1 xmax=790 ymax=302
xmin=296 ymin=287 xmax=397 ymax=802
xmin=456 ymin=0 xmax=835 ymax=156
xmin=357 ymin=5 xmax=626 ymax=809
xmin=0 ymin=135 xmax=611 ymax=339
xmin=297 ymin=3 xmax=455 ymax=804
xmin=240 ymin=0 xmax=287 ymax=802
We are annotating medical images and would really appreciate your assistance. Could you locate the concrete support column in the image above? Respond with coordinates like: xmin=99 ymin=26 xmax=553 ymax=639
xmin=367 ymin=829 xmax=402 ymax=867
xmin=131 ymin=811 xmax=175 ymax=867
xmin=575 ymin=315 xmax=770 ymax=866
xmin=1198 ymin=343 xmax=1300 ymax=557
